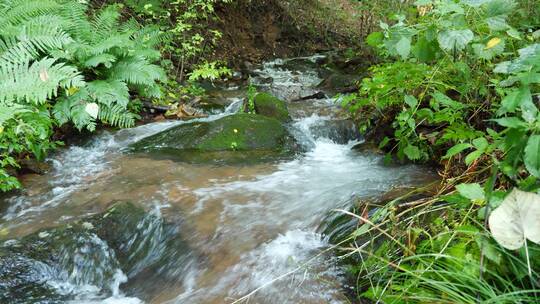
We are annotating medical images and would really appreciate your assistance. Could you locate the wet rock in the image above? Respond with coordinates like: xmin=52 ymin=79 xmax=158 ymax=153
xmin=19 ymin=158 xmax=51 ymax=175
xmin=292 ymin=91 xmax=327 ymax=101
xmin=309 ymin=119 xmax=361 ymax=144
xmin=194 ymin=100 xmax=227 ymax=114
xmin=0 ymin=223 xmax=122 ymax=302
xmin=352 ymin=141 xmax=383 ymax=154
xmin=130 ymin=113 xmax=298 ymax=155
xmin=247 ymin=93 xmax=291 ymax=122
xmin=0 ymin=202 xmax=193 ymax=303
xmin=317 ymin=73 xmax=362 ymax=93
xmin=0 ymin=251 xmax=65 ymax=303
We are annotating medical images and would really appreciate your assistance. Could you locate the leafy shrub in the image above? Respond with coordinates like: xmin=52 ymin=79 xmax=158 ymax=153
xmin=344 ymin=0 xmax=539 ymax=167
xmin=123 ymin=0 xmax=232 ymax=80
xmin=0 ymin=0 xmax=166 ymax=191
xmin=337 ymin=0 xmax=540 ymax=302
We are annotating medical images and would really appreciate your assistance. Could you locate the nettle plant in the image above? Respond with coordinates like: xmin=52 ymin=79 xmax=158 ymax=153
xmin=0 ymin=0 xmax=165 ymax=191
xmin=345 ymin=0 xmax=539 ymax=164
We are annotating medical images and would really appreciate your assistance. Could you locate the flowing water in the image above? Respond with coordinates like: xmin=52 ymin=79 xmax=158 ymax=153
xmin=0 ymin=55 xmax=434 ymax=303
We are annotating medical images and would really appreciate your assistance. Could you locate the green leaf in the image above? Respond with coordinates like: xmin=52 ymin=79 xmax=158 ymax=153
xmin=476 ymin=235 xmax=502 ymax=265
xmin=465 ymin=150 xmax=483 ymax=165
xmin=492 ymin=117 xmax=528 ymax=129
xmin=438 ymin=29 xmax=474 ymax=52
xmin=366 ymin=31 xmax=384 ymax=47
xmin=456 ymin=183 xmax=485 ymax=201
xmin=518 ymin=87 xmax=537 ymax=123
xmin=412 ymin=35 xmax=438 ymax=62
xmin=498 ymin=87 xmax=533 ymax=115
xmin=404 ymin=144 xmax=421 ymax=160
xmin=472 ymin=38 xmax=505 ymax=60
xmin=506 ymin=28 xmax=521 ymax=40
xmin=404 ymin=95 xmax=418 ymax=108
xmin=524 ymin=135 xmax=540 ymax=178
xmin=494 ymin=44 xmax=540 ymax=74
xmin=486 ymin=15 xmax=509 ymax=31
xmin=395 ymin=37 xmax=411 ymax=59
xmin=379 ymin=136 xmax=390 ymax=149
xmin=443 ymin=143 xmax=472 ymax=159
xmin=472 ymin=137 xmax=489 ymax=150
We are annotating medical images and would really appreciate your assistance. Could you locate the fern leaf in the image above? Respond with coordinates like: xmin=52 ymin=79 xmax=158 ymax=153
xmin=0 ymin=102 xmax=30 ymax=126
xmin=86 ymin=80 xmax=129 ymax=107
xmin=98 ymin=104 xmax=137 ymax=128
xmin=84 ymin=53 xmax=116 ymax=68
xmin=0 ymin=22 xmax=72 ymax=65
xmin=108 ymin=56 xmax=166 ymax=86
xmin=0 ymin=0 xmax=61 ymax=28
xmin=0 ymin=57 xmax=84 ymax=104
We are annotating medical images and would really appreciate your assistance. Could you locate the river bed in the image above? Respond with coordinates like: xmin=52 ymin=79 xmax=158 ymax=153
xmin=0 ymin=55 xmax=434 ymax=304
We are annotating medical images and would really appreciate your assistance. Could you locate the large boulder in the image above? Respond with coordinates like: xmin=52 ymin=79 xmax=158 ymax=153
xmin=248 ymin=93 xmax=291 ymax=122
xmin=130 ymin=113 xmax=297 ymax=155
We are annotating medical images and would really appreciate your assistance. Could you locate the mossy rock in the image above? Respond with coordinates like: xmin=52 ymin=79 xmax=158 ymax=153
xmin=249 ymin=93 xmax=291 ymax=122
xmin=130 ymin=113 xmax=297 ymax=156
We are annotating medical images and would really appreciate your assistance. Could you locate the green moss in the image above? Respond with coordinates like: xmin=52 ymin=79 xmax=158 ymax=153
xmin=252 ymin=93 xmax=291 ymax=122
xmin=130 ymin=113 xmax=296 ymax=154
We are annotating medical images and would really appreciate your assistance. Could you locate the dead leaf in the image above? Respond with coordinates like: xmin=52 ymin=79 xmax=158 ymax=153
xmin=85 ymin=103 xmax=99 ymax=119
xmin=488 ymin=189 xmax=540 ymax=250
xmin=39 ymin=68 xmax=49 ymax=82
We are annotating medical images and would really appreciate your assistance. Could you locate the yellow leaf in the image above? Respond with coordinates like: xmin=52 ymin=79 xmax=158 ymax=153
xmin=485 ymin=38 xmax=501 ymax=50
xmin=66 ymin=87 xmax=79 ymax=96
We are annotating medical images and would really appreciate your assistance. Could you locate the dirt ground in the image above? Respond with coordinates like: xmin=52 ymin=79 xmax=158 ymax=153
xmin=212 ymin=0 xmax=376 ymax=65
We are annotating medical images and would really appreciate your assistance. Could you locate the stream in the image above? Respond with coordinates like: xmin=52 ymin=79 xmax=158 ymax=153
xmin=0 ymin=55 xmax=434 ymax=303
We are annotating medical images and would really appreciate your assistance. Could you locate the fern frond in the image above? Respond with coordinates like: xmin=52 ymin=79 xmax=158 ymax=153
xmin=120 ymin=18 xmax=140 ymax=35
xmin=135 ymin=82 xmax=162 ymax=99
xmin=0 ymin=57 xmax=84 ymax=104
xmin=0 ymin=102 xmax=30 ymax=126
xmin=131 ymin=48 xmax=162 ymax=61
xmin=71 ymin=102 xmax=96 ymax=131
xmin=90 ymin=5 xmax=120 ymax=41
xmin=132 ymin=25 xmax=167 ymax=48
xmin=87 ymin=80 xmax=129 ymax=107
xmin=83 ymin=53 xmax=117 ymax=68
xmin=88 ymin=33 xmax=133 ymax=56
xmin=0 ymin=0 xmax=61 ymax=28
xmin=56 ymin=0 xmax=90 ymax=40
xmin=0 ymin=23 xmax=72 ymax=65
xmin=98 ymin=104 xmax=137 ymax=128
xmin=52 ymin=89 xmax=96 ymax=131
xmin=108 ymin=56 xmax=166 ymax=86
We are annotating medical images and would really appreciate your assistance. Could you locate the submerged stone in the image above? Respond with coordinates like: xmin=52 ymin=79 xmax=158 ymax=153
xmin=130 ymin=113 xmax=298 ymax=161
xmin=309 ymin=119 xmax=361 ymax=144
xmin=0 ymin=202 xmax=192 ymax=303
xmin=248 ymin=93 xmax=291 ymax=122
